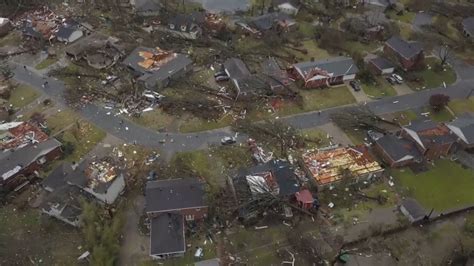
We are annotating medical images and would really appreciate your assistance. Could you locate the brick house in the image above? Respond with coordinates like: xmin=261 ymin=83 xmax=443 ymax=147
xmin=0 ymin=138 xmax=62 ymax=191
xmin=145 ymin=178 xmax=208 ymax=259
xmin=373 ymin=134 xmax=423 ymax=168
xmin=288 ymin=57 xmax=359 ymax=89
xmin=384 ymin=36 xmax=424 ymax=71
xmin=367 ymin=56 xmax=395 ymax=76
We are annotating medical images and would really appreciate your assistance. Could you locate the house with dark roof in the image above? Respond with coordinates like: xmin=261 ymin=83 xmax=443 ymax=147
xmin=261 ymin=57 xmax=291 ymax=92
xmin=373 ymin=134 xmax=423 ymax=168
xmin=42 ymin=162 xmax=74 ymax=192
xmin=446 ymin=113 xmax=474 ymax=149
xmin=400 ymin=198 xmax=427 ymax=223
xmin=272 ymin=0 xmax=301 ymax=15
xmin=145 ymin=178 xmax=208 ymax=259
xmin=0 ymin=138 xmax=62 ymax=191
xmin=223 ymin=58 xmax=273 ymax=96
xmin=288 ymin=57 xmax=359 ymax=88
xmin=384 ymin=36 xmax=424 ymax=71
xmin=368 ymin=56 xmax=395 ymax=75
xmin=134 ymin=0 xmax=161 ymax=17
xmin=462 ymin=17 xmax=474 ymax=40
xmin=56 ymin=25 xmax=83 ymax=43
xmin=167 ymin=13 xmax=203 ymax=40
xmin=122 ymin=46 xmax=192 ymax=89
xmin=237 ymin=12 xmax=296 ymax=35
xmin=41 ymin=185 xmax=82 ymax=227
xmin=401 ymin=119 xmax=456 ymax=160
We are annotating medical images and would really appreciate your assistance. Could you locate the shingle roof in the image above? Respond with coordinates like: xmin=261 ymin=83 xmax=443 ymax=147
xmin=405 ymin=119 xmax=438 ymax=133
xmin=0 ymin=138 xmax=61 ymax=181
xmin=462 ymin=17 xmax=474 ymax=36
xmin=250 ymin=12 xmax=294 ymax=31
xmin=370 ymin=57 xmax=395 ymax=71
xmin=145 ymin=178 xmax=207 ymax=213
xmin=56 ymin=26 xmax=78 ymax=39
xmin=293 ymin=56 xmax=359 ymax=78
xmin=224 ymin=58 xmax=251 ymax=79
xmin=385 ymin=36 xmax=423 ymax=59
xmin=376 ymin=134 xmax=422 ymax=162
xmin=42 ymin=162 xmax=73 ymax=192
xmin=150 ymin=213 xmax=185 ymax=256
xmin=401 ymin=198 xmax=426 ymax=221
xmin=447 ymin=113 xmax=474 ymax=144
xmin=135 ymin=0 xmax=161 ymax=12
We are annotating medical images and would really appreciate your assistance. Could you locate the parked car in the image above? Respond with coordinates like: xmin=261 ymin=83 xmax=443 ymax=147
xmin=392 ymin=73 xmax=403 ymax=84
xmin=349 ymin=80 xmax=361 ymax=91
xmin=214 ymin=71 xmax=227 ymax=78
xmin=221 ymin=136 xmax=236 ymax=145
xmin=386 ymin=76 xmax=397 ymax=85
xmin=215 ymin=75 xmax=230 ymax=82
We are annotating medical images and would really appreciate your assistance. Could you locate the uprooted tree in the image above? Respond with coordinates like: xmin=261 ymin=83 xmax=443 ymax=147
xmin=429 ymin=93 xmax=450 ymax=112
xmin=330 ymin=105 xmax=390 ymax=133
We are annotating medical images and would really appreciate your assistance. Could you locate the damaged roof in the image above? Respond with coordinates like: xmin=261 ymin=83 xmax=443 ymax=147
xmin=446 ymin=113 xmax=474 ymax=144
xmin=303 ymin=146 xmax=383 ymax=186
xmin=375 ymin=134 xmax=422 ymax=162
xmin=293 ymin=57 xmax=359 ymax=79
xmin=145 ymin=178 xmax=207 ymax=213
xmin=404 ymin=120 xmax=456 ymax=148
xmin=42 ymin=162 xmax=73 ymax=192
xmin=224 ymin=58 xmax=251 ymax=79
xmin=150 ymin=213 xmax=185 ymax=256
xmin=250 ymin=12 xmax=295 ymax=31
xmin=66 ymin=158 xmax=123 ymax=194
xmin=385 ymin=36 xmax=423 ymax=59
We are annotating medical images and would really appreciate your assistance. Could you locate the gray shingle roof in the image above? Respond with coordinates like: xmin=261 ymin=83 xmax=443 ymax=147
xmin=370 ymin=57 xmax=395 ymax=71
xmin=150 ymin=213 xmax=185 ymax=256
xmin=376 ymin=134 xmax=422 ymax=162
xmin=447 ymin=113 xmax=474 ymax=144
xmin=145 ymin=178 xmax=207 ymax=213
xmin=405 ymin=119 xmax=438 ymax=133
xmin=293 ymin=56 xmax=359 ymax=78
xmin=42 ymin=162 xmax=73 ymax=192
xmin=385 ymin=36 xmax=423 ymax=59
xmin=250 ymin=12 xmax=294 ymax=31
xmin=135 ymin=0 xmax=161 ymax=12
xmin=224 ymin=58 xmax=251 ymax=79
xmin=401 ymin=198 xmax=426 ymax=221
xmin=463 ymin=17 xmax=474 ymax=36
xmin=0 ymin=138 xmax=61 ymax=181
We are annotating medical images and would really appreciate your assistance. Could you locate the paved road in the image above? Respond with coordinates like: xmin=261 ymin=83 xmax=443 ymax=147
xmin=10 ymin=62 xmax=474 ymax=156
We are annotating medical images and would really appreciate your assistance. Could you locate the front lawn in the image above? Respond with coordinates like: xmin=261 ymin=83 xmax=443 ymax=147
xmin=59 ymin=120 xmax=106 ymax=162
xmin=362 ymin=78 xmax=398 ymax=98
xmin=131 ymin=109 xmax=174 ymax=132
xmin=301 ymin=128 xmax=331 ymax=148
xmin=448 ymin=97 xmax=474 ymax=115
xmin=394 ymin=160 xmax=474 ymax=211
xmin=7 ymin=84 xmax=40 ymax=109
xmin=287 ymin=40 xmax=331 ymax=61
xmin=407 ymin=57 xmax=457 ymax=90
xmin=35 ymin=57 xmax=58 ymax=70
xmin=424 ymin=107 xmax=454 ymax=122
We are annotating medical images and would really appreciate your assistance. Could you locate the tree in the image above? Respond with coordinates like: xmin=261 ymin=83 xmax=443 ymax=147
xmin=437 ymin=45 xmax=452 ymax=67
xmin=429 ymin=94 xmax=450 ymax=112
xmin=330 ymin=106 xmax=391 ymax=133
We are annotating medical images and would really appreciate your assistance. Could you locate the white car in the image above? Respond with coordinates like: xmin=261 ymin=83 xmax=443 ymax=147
xmin=221 ymin=136 xmax=236 ymax=145
xmin=392 ymin=73 xmax=404 ymax=84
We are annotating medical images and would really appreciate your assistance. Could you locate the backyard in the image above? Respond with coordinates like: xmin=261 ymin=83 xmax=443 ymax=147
xmin=394 ymin=160 xmax=474 ymax=211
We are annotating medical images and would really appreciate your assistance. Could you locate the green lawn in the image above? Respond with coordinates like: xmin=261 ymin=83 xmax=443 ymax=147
xmin=131 ymin=109 xmax=174 ymax=131
xmin=35 ymin=57 xmax=58 ymax=70
xmin=425 ymin=107 xmax=454 ymax=122
xmin=298 ymin=22 xmax=315 ymax=37
xmin=286 ymin=40 xmax=331 ymax=61
xmin=0 ymin=31 xmax=22 ymax=47
xmin=392 ymin=110 xmax=419 ymax=125
xmin=301 ymin=128 xmax=331 ymax=148
xmin=60 ymin=121 xmax=106 ymax=162
xmin=46 ymin=109 xmax=79 ymax=134
xmin=362 ymin=78 xmax=398 ymax=98
xmin=279 ymin=85 xmax=357 ymax=116
xmin=407 ymin=57 xmax=457 ymax=90
xmin=179 ymin=115 xmax=233 ymax=133
xmin=7 ymin=84 xmax=40 ymax=109
xmin=394 ymin=160 xmax=474 ymax=211
xmin=386 ymin=9 xmax=416 ymax=24
xmin=448 ymin=97 xmax=474 ymax=115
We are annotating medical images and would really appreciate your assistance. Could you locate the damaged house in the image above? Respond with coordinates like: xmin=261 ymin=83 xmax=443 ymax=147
xmin=261 ymin=57 xmax=291 ymax=93
xmin=133 ymin=0 xmax=162 ymax=17
xmin=145 ymin=178 xmax=208 ymax=259
xmin=302 ymin=146 xmax=383 ymax=188
xmin=65 ymin=33 xmax=124 ymax=69
xmin=122 ymin=46 xmax=192 ymax=89
xmin=56 ymin=19 xmax=83 ymax=43
xmin=223 ymin=58 xmax=275 ymax=97
xmin=446 ymin=113 xmax=474 ymax=149
xmin=237 ymin=12 xmax=296 ymax=36
xmin=166 ymin=13 xmax=204 ymax=40
xmin=288 ymin=57 xmax=359 ymax=89
xmin=41 ymin=185 xmax=82 ymax=227
xmin=272 ymin=0 xmax=301 ymax=15
xmin=373 ymin=134 xmax=423 ymax=168
xmin=66 ymin=158 xmax=126 ymax=205
xmin=384 ymin=36 xmax=424 ymax=71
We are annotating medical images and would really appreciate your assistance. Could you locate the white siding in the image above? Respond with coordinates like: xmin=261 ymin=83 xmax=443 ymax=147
xmin=343 ymin=74 xmax=356 ymax=81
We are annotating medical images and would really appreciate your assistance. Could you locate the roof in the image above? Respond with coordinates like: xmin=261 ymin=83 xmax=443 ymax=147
xmin=56 ymin=26 xmax=80 ymax=39
xmin=0 ymin=122 xmax=49 ymax=150
xmin=135 ymin=0 xmax=161 ymax=12
xmin=0 ymin=18 xmax=11 ymax=27
xmin=0 ymin=138 xmax=62 ymax=181
xmin=401 ymin=198 xmax=426 ymax=221
xmin=272 ymin=0 xmax=300 ymax=8
xmin=234 ymin=75 xmax=270 ymax=94
xmin=293 ymin=57 xmax=359 ymax=80
xmin=385 ymin=36 xmax=423 ymax=59
xmin=42 ymin=162 xmax=73 ymax=192
xmin=169 ymin=12 xmax=205 ymax=32
xmin=66 ymin=158 xmax=123 ymax=194
xmin=145 ymin=178 xmax=207 ymax=213
xmin=370 ymin=57 xmax=395 ymax=71
xmin=224 ymin=58 xmax=251 ymax=79
xmin=404 ymin=120 xmax=456 ymax=148
xmin=41 ymin=185 xmax=82 ymax=223
xmin=447 ymin=113 xmax=474 ymax=144
xmin=302 ymin=146 xmax=383 ymax=186
xmin=237 ymin=160 xmax=300 ymax=197
xmin=123 ymin=46 xmax=192 ymax=88
xmin=405 ymin=119 xmax=438 ymax=133
xmin=462 ymin=17 xmax=474 ymax=36
xmin=295 ymin=189 xmax=314 ymax=204
xmin=250 ymin=12 xmax=294 ymax=31
xmin=376 ymin=134 xmax=422 ymax=162
xmin=150 ymin=214 xmax=185 ymax=256
xmin=65 ymin=32 xmax=111 ymax=57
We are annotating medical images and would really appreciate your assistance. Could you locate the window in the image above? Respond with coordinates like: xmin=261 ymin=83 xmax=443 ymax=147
xmin=185 ymin=214 xmax=194 ymax=221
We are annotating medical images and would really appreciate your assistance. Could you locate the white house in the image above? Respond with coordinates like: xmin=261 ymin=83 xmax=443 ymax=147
xmin=273 ymin=0 xmax=301 ymax=15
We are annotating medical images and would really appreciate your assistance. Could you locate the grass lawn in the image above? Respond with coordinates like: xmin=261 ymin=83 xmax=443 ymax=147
xmin=7 ymin=84 xmax=40 ymax=109
xmin=131 ymin=109 xmax=174 ymax=131
xmin=279 ymin=85 xmax=356 ymax=116
xmin=422 ymin=106 xmax=454 ymax=122
xmin=301 ymin=128 xmax=331 ymax=148
xmin=394 ymin=160 xmax=474 ymax=211
xmin=0 ymin=31 xmax=22 ymax=46
xmin=344 ymin=128 xmax=366 ymax=145
xmin=343 ymin=41 xmax=379 ymax=56
xmin=35 ymin=57 xmax=58 ymax=70
xmin=46 ymin=109 xmax=79 ymax=135
xmin=386 ymin=9 xmax=416 ymax=24
xmin=298 ymin=21 xmax=315 ymax=38
xmin=285 ymin=40 xmax=331 ymax=61
xmin=399 ymin=22 xmax=413 ymax=40
xmin=407 ymin=57 xmax=457 ymax=90
xmin=60 ymin=121 xmax=106 ymax=162
xmin=179 ymin=115 xmax=234 ymax=133
xmin=390 ymin=110 xmax=419 ymax=125
xmin=362 ymin=78 xmax=398 ymax=98
xmin=448 ymin=97 xmax=474 ymax=115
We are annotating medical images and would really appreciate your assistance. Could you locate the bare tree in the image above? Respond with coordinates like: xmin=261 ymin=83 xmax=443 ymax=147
xmin=437 ymin=45 xmax=452 ymax=66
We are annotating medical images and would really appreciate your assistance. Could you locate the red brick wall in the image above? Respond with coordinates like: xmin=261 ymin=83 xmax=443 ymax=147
xmin=383 ymin=44 xmax=424 ymax=71
xmin=424 ymin=143 xmax=453 ymax=160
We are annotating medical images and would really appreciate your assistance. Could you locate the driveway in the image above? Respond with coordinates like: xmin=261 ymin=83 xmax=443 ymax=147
xmin=391 ymin=83 xmax=413 ymax=95
xmin=345 ymin=82 xmax=372 ymax=103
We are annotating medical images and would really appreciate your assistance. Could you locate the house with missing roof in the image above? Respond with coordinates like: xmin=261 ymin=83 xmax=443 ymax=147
xmin=446 ymin=113 xmax=474 ymax=149
xmin=223 ymin=58 xmax=274 ymax=97
xmin=145 ymin=178 xmax=208 ymax=259
xmin=41 ymin=185 xmax=82 ymax=227
xmin=462 ymin=17 xmax=474 ymax=40
xmin=288 ymin=57 xmax=359 ymax=89
xmin=166 ymin=13 xmax=204 ymax=40
xmin=384 ymin=36 xmax=424 ymax=71
xmin=302 ymin=146 xmax=384 ymax=188
xmin=122 ymin=46 xmax=192 ymax=89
